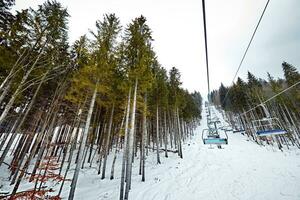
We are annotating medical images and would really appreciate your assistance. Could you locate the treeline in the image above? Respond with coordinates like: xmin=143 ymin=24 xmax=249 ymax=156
xmin=0 ymin=1 xmax=202 ymax=199
xmin=211 ymin=62 xmax=300 ymax=149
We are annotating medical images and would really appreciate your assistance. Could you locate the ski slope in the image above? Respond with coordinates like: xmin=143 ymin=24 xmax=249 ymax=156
xmin=60 ymin=107 xmax=300 ymax=200
xmin=1 ymin=107 xmax=300 ymax=200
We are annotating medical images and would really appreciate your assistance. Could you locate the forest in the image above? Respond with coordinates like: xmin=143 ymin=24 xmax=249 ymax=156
xmin=0 ymin=0 xmax=202 ymax=199
xmin=1 ymin=0 xmax=300 ymax=199
xmin=210 ymin=62 xmax=300 ymax=150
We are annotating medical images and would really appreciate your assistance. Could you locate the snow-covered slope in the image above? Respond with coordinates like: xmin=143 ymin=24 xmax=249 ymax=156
xmin=61 ymin=107 xmax=300 ymax=200
xmin=1 ymin=107 xmax=300 ymax=200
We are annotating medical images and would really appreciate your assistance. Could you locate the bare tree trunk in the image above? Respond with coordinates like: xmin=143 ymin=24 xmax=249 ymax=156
xmin=141 ymin=95 xmax=147 ymax=181
xmin=58 ymin=125 xmax=73 ymax=176
xmin=58 ymin=116 xmax=82 ymax=197
xmin=68 ymin=85 xmax=97 ymax=200
xmin=119 ymin=88 xmax=131 ymax=200
xmin=176 ymin=108 xmax=183 ymax=158
xmin=124 ymin=79 xmax=138 ymax=200
xmin=97 ymin=123 xmax=106 ymax=175
xmin=0 ymin=72 xmax=47 ymax=166
xmin=0 ymin=114 xmax=20 ymax=152
xmin=156 ymin=105 xmax=161 ymax=164
xmin=163 ymin=110 xmax=168 ymax=158
xmin=0 ymin=44 xmax=46 ymax=125
xmin=110 ymin=109 xmax=126 ymax=180
xmin=10 ymin=110 xmax=53 ymax=196
xmin=0 ymin=82 xmax=11 ymax=105
xmin=87 ymin=107 xmax=100 ymax=164
xmin=10 ymin=118 xmax=41 ymax=185
xmin=168 ymin=111 xmax=173 ymax=149
xmin=29 ymin=107 xmax=59 ymax=181
xmin=101 ymin=103 xmax=115 ymax=179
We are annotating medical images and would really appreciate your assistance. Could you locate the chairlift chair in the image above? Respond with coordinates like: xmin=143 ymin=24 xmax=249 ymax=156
xmin=207 ymin=120 xmax=221 ymax=130
xmin=202 ymin=128 xmax=228 ymax=145
xmin=251 ymin=118 xmax=287 ymax=137
xmin=221 ymin=125 xmax=233 ymax=132
xmin=233 ymin=129 xmax=245 ymax=133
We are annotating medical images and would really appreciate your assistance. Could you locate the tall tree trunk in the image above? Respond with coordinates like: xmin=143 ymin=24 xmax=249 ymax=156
xmin=176 ymin=108 xmax=183 ymax=158
xmin=101 ymin=103 xmax=115 ymax=179
xmin=0 ymin=82 xmax=11 ymax=105
xmin=10 ymin=109 xmax=52 ymax=196
xmin=119 ymin=88 xmax=131 ymax=200
xmin=0 ymin=72 xmax=48 ymax=166
xmin=141 ymin=95 xmax=147 ymax=181
xmin=0 ymin=43 xmax=46 ymax=125
xmin=163 ymin=110 xmax=168 ymax=158
xmin=156 ymin=105 xmax=161 ymax=164
xmin=124 ymin=79 xmax=138 ymax=200
xmin=0 ymin=114 xmax=20 ymax=152
xmin=68 ymin=85 xmax=97 ymax=200
xmin=58 ymin=113 xmax=82 ymax=197
xmin=110 ymin=109 xmax=126 ymax=180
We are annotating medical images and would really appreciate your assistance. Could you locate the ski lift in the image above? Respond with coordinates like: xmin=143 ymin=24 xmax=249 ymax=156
xmin=207 ymin=120 xmax=221 ymax=131
xmin=233 ymin=129 xmax=245 ymax=133
xmin=208 ymin=119 xmax=221 ymax=124
xmin=221 ymin=125 xmax=233 ymax=132
xmin=202 ymin=128 xmax=228 ymax=145
xmin=250 ymin=103 xmax=287 ymax=137
xmin=252 ymin=118 xmax=287 ymax=137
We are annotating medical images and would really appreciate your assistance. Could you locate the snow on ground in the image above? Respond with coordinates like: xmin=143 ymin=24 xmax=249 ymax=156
xmin=61 ymin=106 xmax=300 ymax=200
xmin=1 ymin=106 xmax=300 ymax=200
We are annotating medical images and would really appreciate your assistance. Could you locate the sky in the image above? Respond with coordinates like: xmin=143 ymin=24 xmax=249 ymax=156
xmin=14 ymin=0 xmax=300 ymax=96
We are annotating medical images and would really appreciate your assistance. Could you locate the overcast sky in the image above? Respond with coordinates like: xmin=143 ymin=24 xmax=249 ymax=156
xmin=14 ymin=0 xmax=300 ymax=96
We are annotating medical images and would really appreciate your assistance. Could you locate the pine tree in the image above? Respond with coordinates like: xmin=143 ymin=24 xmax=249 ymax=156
xmin=282 ymin=62 xmax=300 ymax=108
xmin=247 ymin=71 xmax=264 ymax=106
xmin=229 ymin=77 xmax=249 ymax=113
xmin=219 ymin=83 xmax=228 ymax=109
xmin=121 ymin=15 xmax=155 ymax=200
xmin=0 ymin=2 xmax=204 ymax=198
xmin=282 ymin=62 xmax=300 ymax=86
xmin=0 ymin=0 xmax=15 ymax=39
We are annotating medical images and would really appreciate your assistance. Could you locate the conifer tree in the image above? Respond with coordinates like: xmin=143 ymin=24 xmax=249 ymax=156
xmin=0 ymin=2 xmax=204 ymax=198
xmin=282 ymin=62 xmax=300 ymax=108
xmin=219 ymin=83 xmax=228 ymax=109
xmin=282 ymin=62 xmax=300 ymax=86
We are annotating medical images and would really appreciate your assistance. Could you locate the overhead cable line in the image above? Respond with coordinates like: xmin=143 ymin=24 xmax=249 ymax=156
xmin=201 ymin=0 xmax=210 ymax=99
xmin=221 ymin=0 xmax=271 ymax=106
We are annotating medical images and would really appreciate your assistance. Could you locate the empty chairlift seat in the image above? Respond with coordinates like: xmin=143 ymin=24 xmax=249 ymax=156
xmin=202 ymin=128 xmax=228 ymax=145
xmin=203 ymin=137 xmax=228 ymax=145
xmin=256 ymin=129 xmax=287 ymax=136
xmin=251 ymin=118 xmax=287 ymax=137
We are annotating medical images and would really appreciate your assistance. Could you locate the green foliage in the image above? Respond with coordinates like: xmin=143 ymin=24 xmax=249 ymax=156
xmin=282 ymin=61 xmax=300 ymax=108
xmin=219 ymin=83 xmax=228 ymax=109
xmin=212 ymin=62 xmax=300 ymax=114
xmin=1 ymin=1 xmax=202 ymax=134
xmin=0 ymin=0 xmax=15 ymax=33
xmin=123 ymin=16 xmax=154 ymax=92
xmin=282 ymin=62 xmax=300 ymax=86
xmin=168 ymin=67 xmax=182 ymax=107
xmin=230 ymin=77 xmax=249 ymax=112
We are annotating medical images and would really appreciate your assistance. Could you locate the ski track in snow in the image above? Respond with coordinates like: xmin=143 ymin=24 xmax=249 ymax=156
xmin=1 ymin=107 xmax=300 ymax=200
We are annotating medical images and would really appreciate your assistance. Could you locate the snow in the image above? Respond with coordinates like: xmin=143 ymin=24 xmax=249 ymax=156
xmin=61 ymin=106 xmax=300 ymax=200
xmin=1 ymin=106 xmax=300 ymax=200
